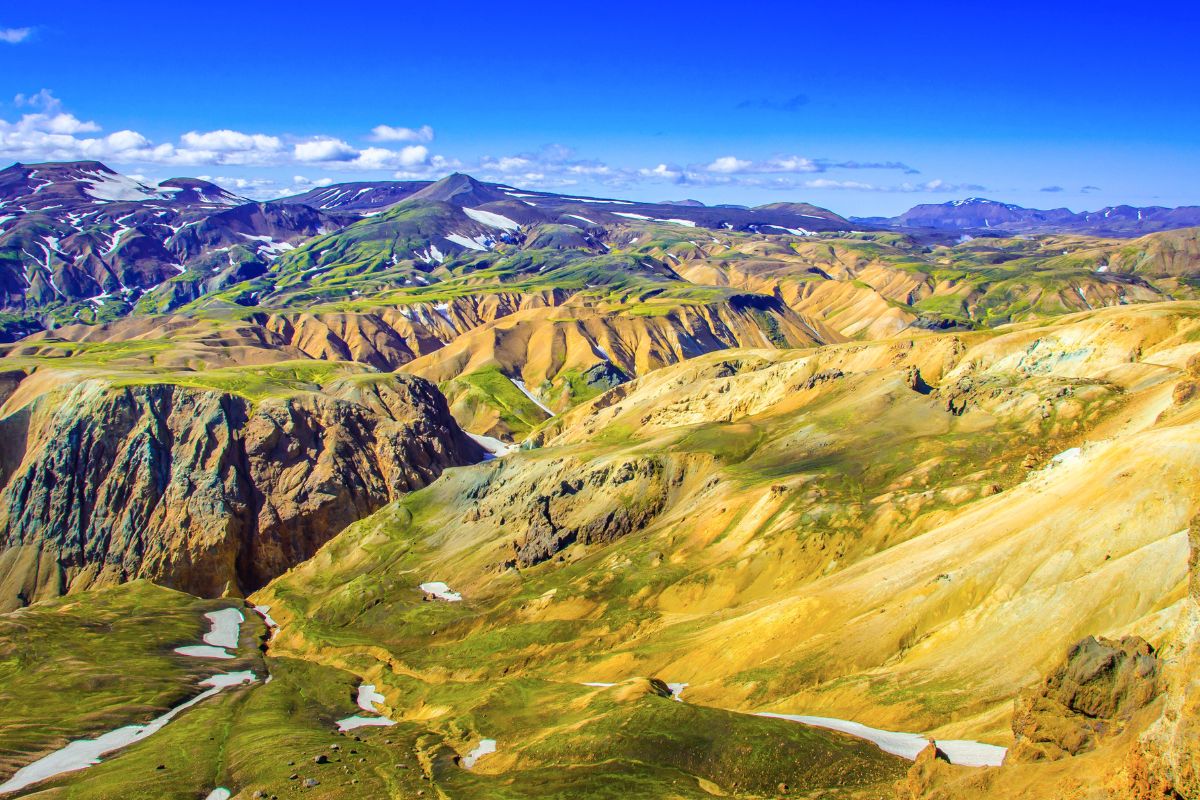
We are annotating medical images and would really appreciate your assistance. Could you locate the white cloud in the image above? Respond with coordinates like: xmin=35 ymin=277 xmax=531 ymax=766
xmin=0 ymin=28 xmax=31 ymax=44
xmin=293 ymin=175 xmax=335 ymax=188
xmin=210 ymin=176 xmax=275 ymax=190
xmin=480 ymin=155 xmax=532 ymax=172
xmin=181 ymin=129 xmax=282 ymax=154
xmin=706 ymin=156 xmax=752 ymax=173
xmin=801 ymin=178 xmax=984 ymax=193
xmin=766 ymin=156 xmax=819 ymax=173
xmin=804 ymin=178 xmax=876 ymax=190
xmin=293 ymin=137 xmax=359 ymax=162
xmin=639 ymin=163 xmax=681 ymax=179
xmin=0 ymin=93 xmax=975 ymax=200
xmin=14 ymin=89 xmax=58 ymax=109
xmin=703 ymin=155 xmax=820 ymax=175
xmin=397 ymin=144 xmax=428 ymax=167
xmin=344 ymin=144 xmax=430 ymax=170
xmin=369 ymin=124 xmax=434 ymax=143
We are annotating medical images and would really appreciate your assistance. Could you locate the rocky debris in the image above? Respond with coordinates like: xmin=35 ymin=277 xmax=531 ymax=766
xmin=937 ymin=376 xmax=977 ymax=416
xmin=903 ymin=365 xmax=933 ymax=394
xmin=792 ymin=368 xmax=844 ymax=392
xmin=1116 ymin=518 xmax=1200 ymax=798
xmin=1009 ymin=635 xmax=1160 ymax=762
xmin=579 ymin=361 xmax=628 ymax=394
xmin=0 ymin=374 xmax=483 ymax=609
xmin=459 ymin=453 xmax=690 ymax=570
xmin=507 ymin=457 xmax=673 ymax=567
xmin=894 ymin=742 xmax=961 ymax=800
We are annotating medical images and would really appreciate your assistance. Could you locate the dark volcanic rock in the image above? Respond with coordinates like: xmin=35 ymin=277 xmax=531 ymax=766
xmin=0 ymin=373 xmax=484 ymax=609
xmin=1009 ymin=635 xmax=1160 ymax=762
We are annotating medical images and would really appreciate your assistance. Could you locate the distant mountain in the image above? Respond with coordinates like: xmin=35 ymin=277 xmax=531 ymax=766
xmin=861 ymin=197 xmax=1200 ymax=237
xmin=0 ymin=161 xmax=345 ymax=330
xmin=0 ymin=161 xmax=246 ymax=210
xmin=0 ymin=162 xmax=860 ymax=338
xmin=276 ymin=174 xmax=854 ymax=233
xmin=16 ymin=160 xmax=1199 ymax=346
xmin=277 ymin=180 xmax=428 ymax=212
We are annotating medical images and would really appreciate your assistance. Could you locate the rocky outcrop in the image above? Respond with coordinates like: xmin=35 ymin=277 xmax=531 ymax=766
xmin=0 ymin=373 xmax=482 ymax=610
xmin=1119 ymin=518 xmax=1200 ymax=798
xmin=513 ymin=458 xmax=671 ymax=567
xmin=1009 ymin=635 xmax=1160 ymax=762
xmin=894 ymin=743 xmax=955 ymax=800
xmin=458 ymin=453 xmax=695 ymax=570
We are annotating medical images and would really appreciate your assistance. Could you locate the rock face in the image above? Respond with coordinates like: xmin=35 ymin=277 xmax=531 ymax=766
xmin=894 ymin=743 xmax=955 ymax=800
xmin=457 ymin=453 xmax=694 ymax=570
xmin=1009 ymin=635 xmax=1160 ymax=762
xmin=1121 ymin=519 xmax=1200 ymax=798
xmin=0 ymin=374 xmax=482 ymax=610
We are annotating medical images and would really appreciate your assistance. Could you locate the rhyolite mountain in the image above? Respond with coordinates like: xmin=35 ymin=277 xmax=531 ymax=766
xmin=0 ymin=161 xmax=347 ymax=333
xmin=0 ymin=162 xmax=855 ymax=337
xmin=3 ymin=300 xmax=1200 ymax=797
xmin=2 ymin=161 xmax=1200 ymax=799
xmin=858 ymin=196 xmax=1200 ymax=236
xmin=4 ymin=161 xmax=1200 ymax=347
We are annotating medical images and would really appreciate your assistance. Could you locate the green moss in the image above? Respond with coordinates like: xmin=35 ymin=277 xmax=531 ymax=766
xmin=441 ymin=365 xmax=552 ymax=435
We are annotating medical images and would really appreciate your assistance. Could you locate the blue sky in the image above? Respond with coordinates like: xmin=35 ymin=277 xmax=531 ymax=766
xmin=1 ymin=0 xmax=1196 ymax=215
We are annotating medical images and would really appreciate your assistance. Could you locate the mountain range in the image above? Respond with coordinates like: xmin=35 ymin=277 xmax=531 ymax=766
xmin=856 ymin=196 xmax=1200 ymax=236
xmin=2 ymin=160 xmax=1199 ymax=344
xmin=1 ymin=161 xmax=1200 ymax=799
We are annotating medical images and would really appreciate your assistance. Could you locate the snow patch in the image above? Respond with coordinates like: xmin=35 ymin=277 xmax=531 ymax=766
xmin=433 ymin=301 xmax=455 ymax=325
xmin=0 ymin=672 xmax=257 ymax=794
xmin=467 ymin=432 xmax=518 ymax=460
xmin=253 ymin=605 xmax=278 ymax=629
xmin=356 ymin=684 xmax=386 ymax=713
xmin=563 ymin=197 xmax=635 ymax=205
xmin=173 ymin=645 xmax=235 ymax=660
xmin=1050 ymin=447 xmax=1082 ymax=466
xmin=240 ymin=233 xmax=295 ymax=259
xmin=756 ymin=713 xmax=1005 ymax=767
xmin=336 ymin=716 xmax=396 ymax=732
xmin=174 ymin=608 xmax=243 ymax=659
xmin=613 ymin=212 xmax=696 ymax=226
xmin=81 ymin=170 xmax=158 ymax=203
xmin=763 ymin=224 xmax=813 ymax=237
xmin=512 ymin=378 xmax=555 ymax=416
xmin=444 ymin=233 xmax=489 ymax=251
xmin=420 ymin=581 xmax=463 ymax=602
xmin=462 ymin=739 xmax=497 ymax=769
xmin=203 ymin=608 xmax=243 ymax=649
xmin=464 ymin=207 xmax=520 ymax=231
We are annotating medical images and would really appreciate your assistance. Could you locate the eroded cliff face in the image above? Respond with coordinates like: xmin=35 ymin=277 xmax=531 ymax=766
xmin=891 ymin=517 xmax=1200 ymax=799
xmin=0 ymin=373 xmax=482 ymax=610
xmin=1119 ymin=519 xmax=1200 ymax=798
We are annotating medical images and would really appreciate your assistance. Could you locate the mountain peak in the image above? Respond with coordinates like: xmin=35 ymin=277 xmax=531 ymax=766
xmin=156 ymin=177 xmax=247 ymax=206
xmin=6 ymin=160 xmax=115 ymax=175
xmin=407 ymin=173 xmax=510 ymax=206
